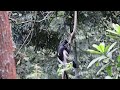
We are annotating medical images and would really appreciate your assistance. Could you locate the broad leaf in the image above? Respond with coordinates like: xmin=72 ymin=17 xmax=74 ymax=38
xmin=106 ymin=34 xmax=119 ymax=39
xmin=92 ymin=44 xmax=102 ymax=53
xmin=106 ymin=30 xmax=118 ymax=35
xmin=87 ymin=56 xmax=107 ymax=69
xmin=99 ymin=42 xmax=105 ymax=53
xmin=104 ymin=45 xmax=110 ymax=53
xmin=112 ymin=23 xmax=118 ymax=31
xmin=107 ymin=42 xmax=117 ymax=53
xmin=87 ymin=49 xmax=101 ymax=54
xmin=107 ymin=48 xmax=118 ymax=58
xmin=117 ymin=55 xmax=120 ymax=62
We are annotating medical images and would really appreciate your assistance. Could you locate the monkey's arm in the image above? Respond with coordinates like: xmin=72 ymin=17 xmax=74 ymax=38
xmin=58 ymin=50 xmax=69 ymax=66
xmin=63 ymin=50 xmax=69 ymax=59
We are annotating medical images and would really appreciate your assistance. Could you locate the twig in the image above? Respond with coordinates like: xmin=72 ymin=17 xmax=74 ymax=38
xmin=25 ymin=29 xmax=33 ymax=46
xmin=15 ymin=11 xmax=54 ymax=56
xmin=15 ymin=11 xmax=38 ymax=57
xmin=12 ymin=11 xmax=54 ymax=24
xmin=15 ymin=29 xmax=33 ymax=57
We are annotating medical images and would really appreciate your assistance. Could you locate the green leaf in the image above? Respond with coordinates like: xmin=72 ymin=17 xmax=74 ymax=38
xmin=106 ymin=34 xmax=119 ymax=39
xmin=112 ymin=23 xmax=118 ymax=31
xmin=107 ymin=42 xmax=117 ymax=53
xmin=117 ymin=62 xmax=120 ymax=67
xmin=105 ymin=45 xmax=110 ymax=53
xmin=65 ymin=62 xmax=73 ymax=71
xmin=92 ymin=44 xmax=102 ymax=53
xmin=107 ymin=48 xmax=118 ymax=58
xmin=112 ymin=23 xmax=120 ymax=34
xmin=106 ymin=66 xmax=112 ymax=76
xmin=95 ymin=62 xmax=99 ymax=67
xmin=99 ymin=42 xmax=105 ymax=53
xmin=117 ymin=55 xmax=120 ymax=62
xmin=87 ymin=49 xmax=101 ymax=54
xmin=106 ymin=30 xmax=118 ymax=35
xmin=87 ymin=56 xmax=107 ymax=69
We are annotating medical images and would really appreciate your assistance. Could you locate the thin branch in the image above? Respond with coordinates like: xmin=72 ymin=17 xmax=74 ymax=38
xmin=25 ymin=29 xmax=33 ymax=46
xmin=10 ymin=11 xmax=54 ymax=24
xmin=68 ymin=11 xmax=77 ymax=44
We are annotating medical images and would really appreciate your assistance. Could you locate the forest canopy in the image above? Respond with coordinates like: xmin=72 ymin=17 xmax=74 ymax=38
xmin=1 ymin=11 xmax=120 ymax=79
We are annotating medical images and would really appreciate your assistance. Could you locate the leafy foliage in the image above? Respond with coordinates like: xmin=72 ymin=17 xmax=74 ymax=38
xmin=57 ymin=62 xmax=73 ymax=77
xmin=10 ymin=11 xmax=120 ymax=79
xmin=87 ymin=42 xmax=118 ymax=78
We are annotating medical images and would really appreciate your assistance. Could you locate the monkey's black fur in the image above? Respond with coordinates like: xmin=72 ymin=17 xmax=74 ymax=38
xmin=57 ymin=40 xmax=70 ymax=61
xmin=73 ymin=61 xmax=77 ymax=68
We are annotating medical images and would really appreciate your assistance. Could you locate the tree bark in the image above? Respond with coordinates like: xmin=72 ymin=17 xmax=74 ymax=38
xmin=0 ymin=11 xmax=16 ymax=79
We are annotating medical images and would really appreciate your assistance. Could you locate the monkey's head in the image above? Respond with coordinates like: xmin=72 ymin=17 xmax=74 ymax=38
xmin=64 ymin=40 xmax=68 ymax=44
xmin=59 ymin=40 xmax=68 ymax=46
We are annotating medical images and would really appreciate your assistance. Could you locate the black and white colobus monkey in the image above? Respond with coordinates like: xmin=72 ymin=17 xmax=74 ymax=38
xmin=57 ymin=39 xmax=77 ymax=79
xmin=57 ymin=40 xmax=70 ymax=79
xmin=57 ymin=39 xmax=77 ymax=68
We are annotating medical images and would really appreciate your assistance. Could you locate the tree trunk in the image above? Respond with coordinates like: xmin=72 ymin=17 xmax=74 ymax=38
xmin=0 ymin=11 xmax=16 ymax=79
